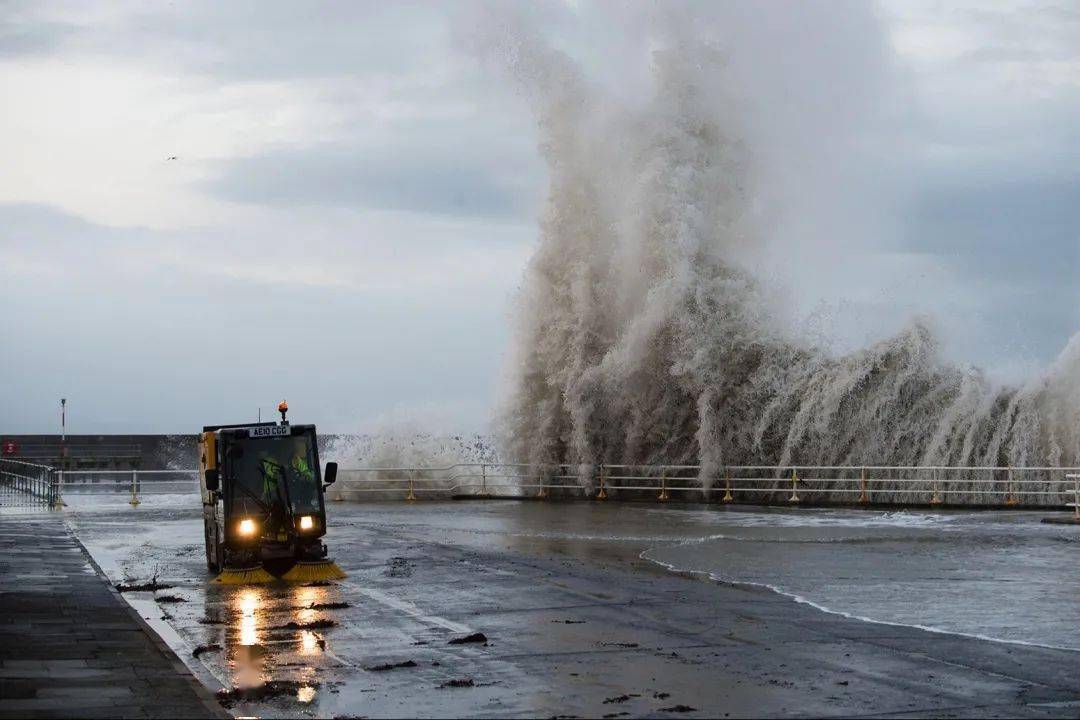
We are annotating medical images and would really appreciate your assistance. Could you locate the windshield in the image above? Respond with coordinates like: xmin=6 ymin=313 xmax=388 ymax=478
xmin=226 ymin=433 xmax=322 ymax=516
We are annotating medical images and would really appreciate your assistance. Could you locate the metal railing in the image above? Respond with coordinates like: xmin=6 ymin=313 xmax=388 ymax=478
xmin=1067 ymin=474 xmax=1080 ymax=520
xmin=29 ymin=462 xmax=1080 ymax=512
xmin=53 ymin=469 xmax=199 ymax=506
xmin=332 ymin=463 xmax=1080 ymax=509
xmin=0 ymin=458 xmax=59 ymax=508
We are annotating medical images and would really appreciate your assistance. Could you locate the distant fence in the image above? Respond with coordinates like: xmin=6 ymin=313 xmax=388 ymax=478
xmin=333 ymin=463 xmax=1080 ymax=509
xmin=17 ymin=462 xmax=1080 ymax=512
xmin=51 ymin=470 xmax=198 ymax=506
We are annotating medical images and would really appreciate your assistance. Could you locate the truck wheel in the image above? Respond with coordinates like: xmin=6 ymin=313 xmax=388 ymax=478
xmin=205 ymin=521 xmax=220 ymax=572
xmin=215 ymin=533 xmax=225 ymax=572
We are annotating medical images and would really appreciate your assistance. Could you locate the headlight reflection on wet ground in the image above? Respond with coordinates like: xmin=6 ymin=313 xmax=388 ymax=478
xmin=213 ymin=582 xmax=335 ymax=702
xmin=300 ymin=630 xmax=320 ymax=655
xmin=295 ymin=649 xmax=321 ymax=704
xmin=238 ymin=590 xmax=260 ymax=647
xmin=295 ymin=584 xmax=327 ymax=625
xmin=227 ymin=588 xmax=270 ymax=690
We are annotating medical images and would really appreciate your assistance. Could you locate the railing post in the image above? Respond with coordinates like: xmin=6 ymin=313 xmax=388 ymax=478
xmin=481 ymin=464 xmax=487 ymax=496
xmin=1074 ymin=475 xmax=1079 ymax=520
xmin=129 ymin=469 xmax=140 ymax=507
xmin=53 ymin=469 xmax=65 ymax=508
xmin=722 ymin=469 xmax=733 ymax=503
xmin=405 ymin=477 xmax=416 ymax=502
xmin=930 ymin=481 xmax=942 ymax=505
xmin=858 ymin=467 xmax=869 ymax=505
xmin=596 ymin=466 xmax=607 ymax=501
xmin=788 ymin=468 xmax=800 ymax=504
xmin=658 ymin=471 xmax=669 ymax=502
xmin=536 ymin=466 xmax=548 ymax=499
xmin=1003 ymin=466 xmax=1018 ymax=506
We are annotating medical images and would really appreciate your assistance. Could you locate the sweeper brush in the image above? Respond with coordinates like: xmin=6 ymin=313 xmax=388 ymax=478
xmin=213 ymin=565 xmax=277 ymax=585
xmin=200 ymin=402 xmax=346 ymax=587
xmin=212 ymin=561 xmax=345 ymax=585
xmin=280 ymin=560 xmax=347 ymax=583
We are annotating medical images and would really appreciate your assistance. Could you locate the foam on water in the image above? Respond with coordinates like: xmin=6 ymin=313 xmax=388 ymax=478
xmin=489 ymin=11 xmax=1080 ymax=495
xmin=644 ymin=508 xmax=956 ymax=529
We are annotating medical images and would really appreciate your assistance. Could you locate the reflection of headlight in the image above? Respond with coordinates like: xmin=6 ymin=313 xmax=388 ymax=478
xmin=299 ymin=515 xmax=314 ymax=530
xmin=238 ymin=518 xmax=257 ymax=536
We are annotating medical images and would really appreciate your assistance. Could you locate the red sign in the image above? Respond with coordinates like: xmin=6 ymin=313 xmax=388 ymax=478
xmin=1 ymin=440 xmax=17 ymax=456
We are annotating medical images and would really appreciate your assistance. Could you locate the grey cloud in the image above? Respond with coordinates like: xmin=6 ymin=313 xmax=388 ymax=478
xmin=911 ymin=179 xmax=1080 ymax=254
xmin=907 ymin=177 xmax=1080 ymax=279
xmin=2 ymin=2 xmax=464 ymax=81
xmin=206 ymin=143 xmax=533 ymax=219
xmin=0 ymin=202 xmax=517 ymax=434
xmin=3 ymin=1 xmax=1079 ymax=431
xmin=902 ymin=178 xmax=1080 ymax=366
xmin=0 ymin=22 xmax=71 ymax=58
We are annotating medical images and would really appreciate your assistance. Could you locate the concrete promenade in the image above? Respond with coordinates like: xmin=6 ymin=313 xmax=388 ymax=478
xmin=0 ymin=512 xmax=222 ymax=719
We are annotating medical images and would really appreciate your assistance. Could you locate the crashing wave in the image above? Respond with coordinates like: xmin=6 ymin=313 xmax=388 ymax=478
xmin=493 ymin=20 xmax=1079 ymax=495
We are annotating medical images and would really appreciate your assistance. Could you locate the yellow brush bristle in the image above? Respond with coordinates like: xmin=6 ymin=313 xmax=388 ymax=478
xmin=280 ymin=561 xmax=347 ymax=583
xmin=213 ymin=566 xmax=277 ymax=585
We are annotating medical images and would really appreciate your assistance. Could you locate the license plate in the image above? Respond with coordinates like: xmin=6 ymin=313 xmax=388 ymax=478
xmin=249 ymin=425 xmax=290 ymax=438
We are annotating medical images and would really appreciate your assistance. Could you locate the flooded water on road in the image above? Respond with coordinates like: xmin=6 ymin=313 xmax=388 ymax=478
xmin=62 ymin=496 xmax=1080 ymax=716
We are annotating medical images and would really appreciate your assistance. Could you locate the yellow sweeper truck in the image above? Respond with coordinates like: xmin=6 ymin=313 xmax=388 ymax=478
xmin=199 ymin=401 xmax=346 ymax=584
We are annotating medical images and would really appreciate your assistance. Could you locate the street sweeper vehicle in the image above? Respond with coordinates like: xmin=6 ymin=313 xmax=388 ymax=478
xmin=199 ymin=401 xmax=346 ymax=584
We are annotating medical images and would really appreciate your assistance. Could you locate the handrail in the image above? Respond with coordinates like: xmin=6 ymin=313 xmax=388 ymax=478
xmin=330 ymin=462 xmax=1080 ymax=508
xmin=58 ymin=470 xmax=196 ymax=476
xmin=339 ymin=462 xmax=1080 ymax=473
xmin=1 ymin=458 xmax=58 ymax=507
xmin=0 ymin=457 xmax=56 ymax=472
xmin=31 ymin=463 xmax=1080 ymax=511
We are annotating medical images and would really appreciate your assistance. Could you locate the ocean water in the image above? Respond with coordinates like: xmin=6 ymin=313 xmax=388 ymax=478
xmin=641 ymin=507 xmax=1080 ymax=651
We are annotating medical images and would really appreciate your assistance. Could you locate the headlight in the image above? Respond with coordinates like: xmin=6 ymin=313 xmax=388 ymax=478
xmin=299 ymin=515 xmax=314 ymax=531
xmin=238 ymin=518 xmax=257 ymax=537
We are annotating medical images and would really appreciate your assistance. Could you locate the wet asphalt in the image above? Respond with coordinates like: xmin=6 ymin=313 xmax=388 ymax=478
xmin=0 ymin=512 xmax=223 ymax=719
xmin=60 ymin=498 xmax=1080 ymax=718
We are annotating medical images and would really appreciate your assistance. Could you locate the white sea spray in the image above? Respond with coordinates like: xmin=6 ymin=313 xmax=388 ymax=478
xmin=488 ymin=14 xmax=1080 ymax=495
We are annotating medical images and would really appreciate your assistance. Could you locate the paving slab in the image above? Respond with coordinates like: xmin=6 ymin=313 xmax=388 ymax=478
xmin=0 ymin=513 xmax=224 ymax=719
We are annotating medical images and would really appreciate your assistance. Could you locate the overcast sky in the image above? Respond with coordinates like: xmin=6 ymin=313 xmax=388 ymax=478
xmin=2 ymin=1 xmax=1077 ymax=435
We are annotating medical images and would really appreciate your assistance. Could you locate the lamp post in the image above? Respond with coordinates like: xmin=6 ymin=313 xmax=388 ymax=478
xmin=60 ymin=398 xmax=66 ymax=459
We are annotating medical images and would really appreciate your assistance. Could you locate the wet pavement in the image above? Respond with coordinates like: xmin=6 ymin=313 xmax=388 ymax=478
xmin=0 ymin=511 xmax=223 ymax=719
xmin=58 ymin=496 xmax=1080 ymax=718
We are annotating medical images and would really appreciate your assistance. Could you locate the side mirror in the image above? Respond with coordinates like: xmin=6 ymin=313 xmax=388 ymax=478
xmin=323 ymin=462 xmax=338 ymax=486
xmin=204 ymin=468 xmax=220 ymax=492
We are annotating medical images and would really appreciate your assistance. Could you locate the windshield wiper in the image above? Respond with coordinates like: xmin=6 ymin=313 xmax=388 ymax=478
xmin=258 ymin=459 xmax=295 ymax=530
xmin=232 ymin=475 xmax=271 ymax=513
